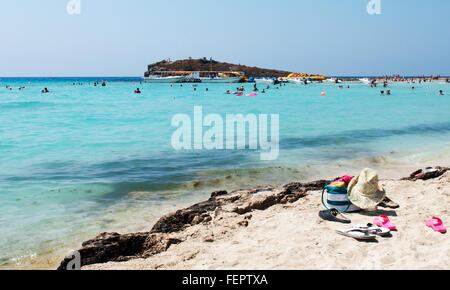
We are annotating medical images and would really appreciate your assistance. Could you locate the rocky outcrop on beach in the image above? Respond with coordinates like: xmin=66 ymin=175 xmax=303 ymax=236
xmin=58 ymin=167 xmax=450 ymax=270
xmin=83 ymin=170 xmax=450 ymax=270
xmin=57 ymin=180 xmax=330 ymax=270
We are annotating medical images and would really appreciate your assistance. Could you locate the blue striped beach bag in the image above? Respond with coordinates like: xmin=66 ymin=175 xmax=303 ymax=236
xmin=321 ymin=185 xmax=359 ymax=213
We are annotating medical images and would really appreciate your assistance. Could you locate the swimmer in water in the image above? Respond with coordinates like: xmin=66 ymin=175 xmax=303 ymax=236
xmin=134 ymin=88 xmax=141 ymax=94
xmin=261 ymin=89 xmax=265 ymax=93
xmin=380 ymin=91 xmax=384 ymax=95
xmin=439 ymin=90 xmax=444 ymax=95
xmin=42 ymin=88 xmax=50 ymax=93
xmin=387 ymin=90 xmax=391 ymax=95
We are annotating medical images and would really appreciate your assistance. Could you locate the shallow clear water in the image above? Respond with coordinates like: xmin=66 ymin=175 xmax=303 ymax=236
xmin=0 ymin=77 xmax=449 ymax=268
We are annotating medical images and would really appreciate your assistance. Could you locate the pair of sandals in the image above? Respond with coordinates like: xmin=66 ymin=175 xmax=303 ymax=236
xmin=319 ymin=197 xmax=400 ymax=224
xmin=319 ymin=210 xmax=389 ymax=240
xmin=336 ymin=224 xmax=391 ymax=240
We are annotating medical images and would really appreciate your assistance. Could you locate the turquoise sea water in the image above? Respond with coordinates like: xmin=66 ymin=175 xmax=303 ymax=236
xmin=0 ymin=77 xmax=449 ymax=268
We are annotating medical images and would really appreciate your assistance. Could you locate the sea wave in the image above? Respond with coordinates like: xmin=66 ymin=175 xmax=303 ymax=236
xmin=282 ymin=121 xmax=450 ymax=149
xmin=0 ymin=101 xmax=60 ymax=109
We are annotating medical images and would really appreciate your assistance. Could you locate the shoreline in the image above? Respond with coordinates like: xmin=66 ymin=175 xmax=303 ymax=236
xmin=58 ymin=166 xmax=449 ymax=270
xmin=3 ymin=148 xmax=449 ymax=270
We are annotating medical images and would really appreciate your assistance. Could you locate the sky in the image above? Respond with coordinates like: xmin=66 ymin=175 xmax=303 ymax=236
xmin=0 ymin=0 xmax=449 ymax=77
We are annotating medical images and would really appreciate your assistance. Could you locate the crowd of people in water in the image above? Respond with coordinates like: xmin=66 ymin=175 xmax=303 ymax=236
xmin=221 ymin=83 xmax=288 ymax=95
xmin=364 ymin=78 xmax=447 ymax=96
xmin=1 ymin=77 xmax=447 ymax=97
xmin=381 ymin=74 xmax=446 ymax=83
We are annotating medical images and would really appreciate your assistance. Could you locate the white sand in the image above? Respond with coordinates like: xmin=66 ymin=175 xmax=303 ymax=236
xmin=85 ymin=172 xmax=450 ymax=270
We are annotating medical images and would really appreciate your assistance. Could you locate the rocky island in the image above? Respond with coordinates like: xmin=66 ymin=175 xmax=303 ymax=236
xmin=144 ymin=58 xmax=293 ymax=78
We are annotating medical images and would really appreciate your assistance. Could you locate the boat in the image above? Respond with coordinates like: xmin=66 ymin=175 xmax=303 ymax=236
xmin=144 ymin=70 xmax=243 ymax=83
xmin=286 ymin=73 xmax=322 ymax=84
xmin=359 ymin=78 xmax=372 ymax=85
xmin=200 ymin=76 xmax=241 ymax=83
xmin=199 ymin=72 xmax=243 ymax=83
xmin=144 ymin=76 xmax=185 ymax=83
xmin=288 ymin=78 xmax=309 ymax=85
xmin=255 ymin=78 xmax=275 ymax=85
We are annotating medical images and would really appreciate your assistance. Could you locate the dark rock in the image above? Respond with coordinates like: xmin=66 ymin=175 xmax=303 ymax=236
xmin=282 ymin=180 xmax=332 ymax=195
xmin=151 ymin=199 xmax=219 ymax=234
xmin=210 ymin=190 xmax=228 ymax=199
xmin=238 ymin=220 xmax=249 ymax=227
xmin=57 ymin=232 xmax=181 ymax=270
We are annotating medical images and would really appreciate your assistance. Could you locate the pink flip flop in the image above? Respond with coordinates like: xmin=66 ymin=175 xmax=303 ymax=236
xmin=426 ymin=217 xmax=447 ymax=233
xmin=374 ymin=215 xmax=397 ymax=231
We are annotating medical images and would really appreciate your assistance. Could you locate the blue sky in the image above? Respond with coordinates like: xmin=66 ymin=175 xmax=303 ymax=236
xmin=1 ymin=0 xmax=449 ymax=76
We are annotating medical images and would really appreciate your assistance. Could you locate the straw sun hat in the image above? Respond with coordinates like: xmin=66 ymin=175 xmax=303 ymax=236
xmin=347 ymin=168 xmax=386 ymax=209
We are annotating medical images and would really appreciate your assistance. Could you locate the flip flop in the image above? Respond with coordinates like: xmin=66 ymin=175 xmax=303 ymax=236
xmin=373 ymin=215 xmax=397 ymax=231
xmin=426 ymin=217 xmax=447 ymax=233
xmin=319 ymin=208 xmax=351 ymax=224
xmin=336 ymin=228 xmax=376 ymax=240
xmin=354 ymin=223 xmax=391 ymax=237
xmin=379 ymin=196 xmax=400 ymax=209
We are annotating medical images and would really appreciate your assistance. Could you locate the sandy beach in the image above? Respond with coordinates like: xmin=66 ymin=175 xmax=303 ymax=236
xmin=79 ymin=168 xmax=449 ymax=270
